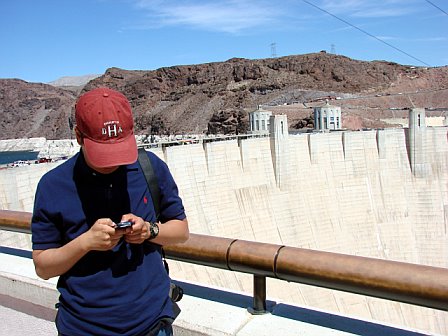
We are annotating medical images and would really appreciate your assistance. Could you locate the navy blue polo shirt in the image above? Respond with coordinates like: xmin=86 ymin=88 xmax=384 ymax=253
xmin=32 ymin=150 xmax=186 ymax=336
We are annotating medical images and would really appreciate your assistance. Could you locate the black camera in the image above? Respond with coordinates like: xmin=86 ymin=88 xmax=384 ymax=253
xmin=116 ymin=221 xmax=132 ymax=229
xmin=169 ymin=282 xmax=183 ymax=302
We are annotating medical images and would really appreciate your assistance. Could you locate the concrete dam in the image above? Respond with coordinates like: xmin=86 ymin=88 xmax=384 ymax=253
xmin=1 ymin=110 xmax=447 ymax=334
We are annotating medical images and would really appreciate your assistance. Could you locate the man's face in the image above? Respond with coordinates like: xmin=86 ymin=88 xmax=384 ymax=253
xmin=75 ymin=126 xmax=120 ymax=174
xmin=83 ymin=149 xmax=120 ymax=174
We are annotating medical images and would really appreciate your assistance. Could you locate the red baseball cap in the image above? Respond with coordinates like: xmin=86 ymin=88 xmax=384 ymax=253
xmin=75 ymin=88 xmax=138 ymax=168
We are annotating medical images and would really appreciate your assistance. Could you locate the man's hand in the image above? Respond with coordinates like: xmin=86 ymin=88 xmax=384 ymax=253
xmin=81 ymin=218 xmax=129 ymax=251
xmin=122 ymin=214 xmax=150 ymax=244
xmin=123 ymin=214 xmax=189 ymax=246
xmin=33 ymin=217 xmax=130 ymax=280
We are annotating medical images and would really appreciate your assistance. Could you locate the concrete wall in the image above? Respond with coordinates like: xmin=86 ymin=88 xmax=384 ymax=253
xmin=0 ymin=126 xmax=447 ymax=334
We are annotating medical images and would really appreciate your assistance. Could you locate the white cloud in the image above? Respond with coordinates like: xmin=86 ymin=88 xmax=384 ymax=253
xmin=320 ymin=0 xmax=419 ymax=18
xmin=132 ymin=0 xmax=283 ymax=33
xmin=378 ymin=35 xmax=447 ymax=42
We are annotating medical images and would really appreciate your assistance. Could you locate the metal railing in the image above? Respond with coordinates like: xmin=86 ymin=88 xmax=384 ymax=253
xmin=1 ymin=209 xmax=447 ymax=313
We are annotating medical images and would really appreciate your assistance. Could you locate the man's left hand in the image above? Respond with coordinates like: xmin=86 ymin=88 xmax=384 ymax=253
xmin=122 ymin=214 xmax=151 ymax=244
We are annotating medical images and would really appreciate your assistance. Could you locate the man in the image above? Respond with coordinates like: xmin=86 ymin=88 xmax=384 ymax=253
xmin=31 ymin=87 xmax=189 ymax=335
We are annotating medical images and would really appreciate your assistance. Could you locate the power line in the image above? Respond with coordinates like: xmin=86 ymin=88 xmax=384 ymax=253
xmin=424 ymin=0 xmax=448 ymax=16
xmin=302 ymin=0 xmax=431 ymax=67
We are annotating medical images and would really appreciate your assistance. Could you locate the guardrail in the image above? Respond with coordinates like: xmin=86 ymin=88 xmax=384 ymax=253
xmin=1 ymin=209 xmax=447 ymax=313
xmin=138 ymin=133 xmax=270 ymax=149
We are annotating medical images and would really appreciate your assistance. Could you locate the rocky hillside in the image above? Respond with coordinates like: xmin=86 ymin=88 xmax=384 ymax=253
xmin=1 ymin=52 xmax=447 ymax=139
xmin=0 ymin=80 xmax=77 ymax=139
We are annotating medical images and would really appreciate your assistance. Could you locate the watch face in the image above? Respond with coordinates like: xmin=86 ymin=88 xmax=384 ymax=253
xmin=150 ymin=222 xmax=159 ymax=238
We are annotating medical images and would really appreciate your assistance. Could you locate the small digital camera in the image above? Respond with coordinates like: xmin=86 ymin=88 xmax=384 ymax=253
xmin=116 ymin=221 xmax=132 ymax=229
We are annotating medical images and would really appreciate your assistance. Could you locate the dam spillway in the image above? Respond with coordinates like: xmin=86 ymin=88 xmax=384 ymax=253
xmin=0 ymin=112 xmax=447 ymax=334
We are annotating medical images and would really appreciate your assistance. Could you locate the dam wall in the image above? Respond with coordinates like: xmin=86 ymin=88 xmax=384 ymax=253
xmin=0 ymin=121 xmax=447 ymax=334
xmin=158 ymin=123 xmax=447 ymax=334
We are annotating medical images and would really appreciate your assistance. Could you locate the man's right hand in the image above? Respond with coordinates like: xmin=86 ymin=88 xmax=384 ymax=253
xmin=81 ymin=218 xmax=130 ymax=252
xmin=33 ymin=219 xmax=131 ymax=280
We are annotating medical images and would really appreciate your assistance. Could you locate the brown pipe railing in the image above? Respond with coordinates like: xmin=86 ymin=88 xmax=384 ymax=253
xmin=1 ymin=210 xmax=448 ymax=313
xmin=0 ymin=210 xmax=32 ymax=233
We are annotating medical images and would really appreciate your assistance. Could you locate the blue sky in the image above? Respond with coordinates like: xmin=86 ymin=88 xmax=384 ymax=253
xmin=1 ymin=0 xmax=447 ymax=83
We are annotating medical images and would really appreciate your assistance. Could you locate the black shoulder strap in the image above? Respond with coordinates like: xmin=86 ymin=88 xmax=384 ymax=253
xmin=137 ymin=148 xmax=161 ymax=221
xmin=137 ymin=148 xmax=169 ymax=273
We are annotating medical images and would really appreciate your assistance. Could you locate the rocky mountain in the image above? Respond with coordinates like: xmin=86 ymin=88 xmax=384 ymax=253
xmin=48 ymin=74 xmax=101 ymax=87
xmin=1 ymin=52 xmax=447 ymax=140
xmin=0 ymin=79 xmax=77 ymax=140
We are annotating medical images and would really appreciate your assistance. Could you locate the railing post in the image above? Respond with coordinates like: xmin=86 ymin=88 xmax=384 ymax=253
xmin=249 ymin=275 xmax=267 ymax=314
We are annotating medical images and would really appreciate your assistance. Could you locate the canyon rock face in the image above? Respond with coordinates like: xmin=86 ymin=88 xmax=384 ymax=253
xmin=0 ymin=79 xmax=77 ymax=139
xmin=1 ymin=52 xmax=447 ymax=139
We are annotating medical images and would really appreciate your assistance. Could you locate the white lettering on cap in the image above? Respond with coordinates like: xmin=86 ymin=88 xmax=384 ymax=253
xmin=101 ymin=123 xmax=124 ymax=138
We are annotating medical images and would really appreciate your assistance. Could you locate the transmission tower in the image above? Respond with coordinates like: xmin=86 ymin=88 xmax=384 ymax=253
xmin=270 ymin=42 xmax=277 ymax=58
xmin=331 ymin=44 xmax=336 ymax=54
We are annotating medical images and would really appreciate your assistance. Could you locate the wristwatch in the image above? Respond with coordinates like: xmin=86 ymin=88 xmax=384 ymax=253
xmin=147 ymin=222 xmax=159 ymax=240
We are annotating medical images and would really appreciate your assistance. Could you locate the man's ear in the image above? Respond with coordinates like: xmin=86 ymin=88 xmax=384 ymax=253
xmin=74 ymin=126 xmax=83 ymax=145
